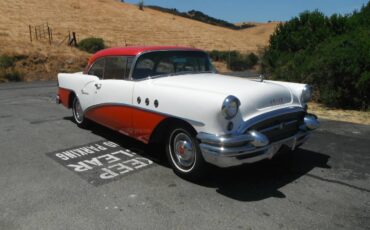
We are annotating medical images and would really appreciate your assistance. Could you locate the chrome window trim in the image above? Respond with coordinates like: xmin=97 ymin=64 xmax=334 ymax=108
xmin=127 ymin=49 xmax=216 ymax=81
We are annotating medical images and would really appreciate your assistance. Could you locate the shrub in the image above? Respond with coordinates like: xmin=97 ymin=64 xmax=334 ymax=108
xmin=5 ymin=71 xmax=22 ymax=81
xmin=246 ymin=53 xmax=259 ymax=67
xmin=208 ymin=50 xmax=259 ymax=71
xmin=0 ymin=70 xmax=22 ymax=82
xmin=0 ymin=55 xmax=16 ymax=68
xmin=262 ymin=3 xmax=370 ymax=110
xmin=78 ymin=37 xmax=105 ymax=53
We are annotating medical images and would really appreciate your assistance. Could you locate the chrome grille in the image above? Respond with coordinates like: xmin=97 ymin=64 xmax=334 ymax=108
xmin=248 ymin=111 xmax=305 ymax=142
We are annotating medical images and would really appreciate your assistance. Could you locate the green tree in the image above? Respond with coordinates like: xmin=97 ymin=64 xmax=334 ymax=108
xmin=262 ymin=2 xmax=370 ymax=110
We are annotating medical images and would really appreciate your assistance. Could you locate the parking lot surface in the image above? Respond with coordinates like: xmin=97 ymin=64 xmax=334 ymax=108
xmin=0 ymin=81 xmax=369 ymax=230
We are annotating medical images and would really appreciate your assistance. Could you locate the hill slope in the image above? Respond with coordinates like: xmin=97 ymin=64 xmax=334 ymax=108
xmin=0 ymin=0 xmax=278 ymax=81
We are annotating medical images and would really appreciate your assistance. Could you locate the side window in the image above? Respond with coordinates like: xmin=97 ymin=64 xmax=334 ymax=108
xmin=133 ymin=58 xmax=155 ymax=79
xmin=155 ymin=58 xmax=175 ymax=75
xmin=88 ymin=58 xmax=105 ymax=79
xmin=104 ymin=56 xmax=127 ymax=80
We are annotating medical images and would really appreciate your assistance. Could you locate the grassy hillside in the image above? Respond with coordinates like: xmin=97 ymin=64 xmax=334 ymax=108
xmin=0 ymin=0 xmax=277 ymax=81
xmin=146 ymin=6 xmax=255 ymax=30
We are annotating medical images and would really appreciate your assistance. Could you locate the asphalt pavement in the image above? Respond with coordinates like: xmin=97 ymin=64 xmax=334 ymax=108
xmin=0 ymin=81 xmax=369 ymax=230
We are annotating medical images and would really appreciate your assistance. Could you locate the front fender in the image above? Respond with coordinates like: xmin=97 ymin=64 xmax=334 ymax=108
xmin=132 ymin=80 xmax=228 ymax=135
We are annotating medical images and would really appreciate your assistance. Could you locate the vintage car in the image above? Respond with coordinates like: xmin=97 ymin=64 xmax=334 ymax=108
xmin=57 ymin=46 xmax=319 ymax=180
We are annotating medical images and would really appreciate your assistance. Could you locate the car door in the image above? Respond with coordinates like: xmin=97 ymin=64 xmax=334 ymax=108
xmin=79 ymin=58 xmax=105 ymax=110
xmin=85 ymin=56 xmax=135 ymax=135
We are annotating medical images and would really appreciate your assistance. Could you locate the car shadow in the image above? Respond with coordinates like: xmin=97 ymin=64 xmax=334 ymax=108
xmin=195 ymin=149 xmax=331 ymax=201
xmin=63 ymin=116 xmax=168 ymax=164
xmin=64 ymin=116 xmax=331 ymax=201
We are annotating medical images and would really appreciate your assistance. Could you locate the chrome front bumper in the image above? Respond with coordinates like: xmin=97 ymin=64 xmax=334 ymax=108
xmin=197 ymin=115 xmax=319 ymax=168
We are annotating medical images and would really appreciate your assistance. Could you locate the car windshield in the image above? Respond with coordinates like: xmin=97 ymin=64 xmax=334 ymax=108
xmin=132 ymin=51 xmax=214 ymax=80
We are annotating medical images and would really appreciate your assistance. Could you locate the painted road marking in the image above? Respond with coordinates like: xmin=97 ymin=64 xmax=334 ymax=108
xmin=46 ymin=140 xmax=155 ymax=186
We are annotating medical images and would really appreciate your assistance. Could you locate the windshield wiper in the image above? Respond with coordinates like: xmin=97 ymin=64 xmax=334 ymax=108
xmin=146 ymin=71 xmax=214 ymax=80
xmin=169 ymin=71 xmax=213 ymax=76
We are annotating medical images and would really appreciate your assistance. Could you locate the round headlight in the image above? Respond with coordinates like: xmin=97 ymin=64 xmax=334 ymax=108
xmin=222 ymin=96 xmax=241 ymax=120
xmin=301 ymin=85 xmax=312 ymax=103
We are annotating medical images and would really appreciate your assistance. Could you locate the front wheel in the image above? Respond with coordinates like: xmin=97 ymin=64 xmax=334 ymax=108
xmin=72 ymin=97 xmax=89 ymax=128
xmin=166 ymin=126 xmax=208 ymax=181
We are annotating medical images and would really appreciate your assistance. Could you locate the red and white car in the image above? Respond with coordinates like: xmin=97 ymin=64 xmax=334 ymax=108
xmin=57 ymin=46 xmax=319 ymax=180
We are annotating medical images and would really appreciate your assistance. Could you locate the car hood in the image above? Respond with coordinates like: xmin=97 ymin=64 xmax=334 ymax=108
xmin=151 ymin=73 xmax=294 ymax=112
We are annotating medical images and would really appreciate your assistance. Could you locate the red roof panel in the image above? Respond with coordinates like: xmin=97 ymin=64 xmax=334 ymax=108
xmin=88 ymin=46 xmax=203 ymax=64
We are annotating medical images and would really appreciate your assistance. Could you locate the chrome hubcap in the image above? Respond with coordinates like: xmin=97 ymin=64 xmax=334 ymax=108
xmin=74 ymin=99 xmax=84 ymax=123
xmin=172 ymin=132 xmax=196 ymax=169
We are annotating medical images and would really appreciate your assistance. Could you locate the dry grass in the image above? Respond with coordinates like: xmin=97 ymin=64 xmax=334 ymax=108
xmin=308 ymin=102 xmax=370 ymax=125
xmin=0 ymin=0 xmax=278 ymax=81
xmin=0 ymin=0 xmax=277 ymax=53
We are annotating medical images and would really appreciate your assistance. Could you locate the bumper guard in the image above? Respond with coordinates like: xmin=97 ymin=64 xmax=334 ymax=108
xmin=197 ymin=115 xmax=319 ymax=168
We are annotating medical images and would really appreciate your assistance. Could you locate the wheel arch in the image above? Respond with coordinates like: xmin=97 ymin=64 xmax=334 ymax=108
xmin=68 ymin=92 xmax=76 ymax=109
xmin=149 ymin=117 xmax=197 ymax=144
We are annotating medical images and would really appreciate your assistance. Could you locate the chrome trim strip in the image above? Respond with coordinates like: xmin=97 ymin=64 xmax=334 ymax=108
xmin=83 ymin=102 xmax=205 ymax=127
xmin=199 ymin=143 xmax=266 ymax=157
xmin=197 ymin=130 xmax=269 ymax=148
xmin=258 ymin=119 xmax=298 ymax=133
xmin=197 ymin=132 xmax=255 ymax=147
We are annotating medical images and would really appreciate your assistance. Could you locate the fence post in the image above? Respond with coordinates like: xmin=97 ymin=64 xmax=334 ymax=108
xmin=35 ymin=27 xmax=38 ymax=40
xmin=228 ymin=48 xmax=231 ymax=69
xmin=72 ymin=32 xmax=77 ymax=46
xmin=29 ymin=25 xmax=32 ymax=42
xmin=47 ymin=26 xmax=51 ymax=45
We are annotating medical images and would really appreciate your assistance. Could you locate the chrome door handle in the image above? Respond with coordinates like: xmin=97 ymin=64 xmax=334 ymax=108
xmin=95 ymin=83 xmax=102 ymax=89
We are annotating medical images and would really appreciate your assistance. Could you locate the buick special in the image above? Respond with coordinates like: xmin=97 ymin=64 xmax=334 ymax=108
xmin=57 ymin=46 xmax=319 ymax=180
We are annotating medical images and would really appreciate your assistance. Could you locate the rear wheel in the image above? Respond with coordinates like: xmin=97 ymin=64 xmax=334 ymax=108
xmin=72 ymin=97 xmax=89 ymax=128
xmin=166 ymin=125 xmax=207 ymax=181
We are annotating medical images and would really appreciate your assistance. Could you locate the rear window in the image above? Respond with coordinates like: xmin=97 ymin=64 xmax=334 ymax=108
xmin=87 ymin=56 xmax=134 ymax=80
xmin=104 ymin=56 xmax=127 ymax=80
xmin=88 ymin=58 xmax=105 ymax=79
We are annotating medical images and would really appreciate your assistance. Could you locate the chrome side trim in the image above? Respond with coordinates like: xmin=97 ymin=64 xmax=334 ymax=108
xmin=83 ymin=102 xmax=205 ymax=127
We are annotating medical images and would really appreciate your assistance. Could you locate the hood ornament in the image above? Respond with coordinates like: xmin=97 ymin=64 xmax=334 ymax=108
xmin=259 ymin=74 xmax=265 ymax=82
